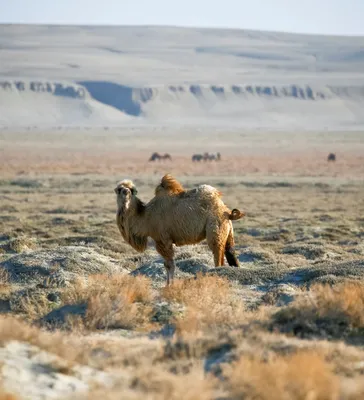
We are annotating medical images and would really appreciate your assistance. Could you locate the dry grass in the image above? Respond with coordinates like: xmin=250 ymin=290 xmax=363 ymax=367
xmin=62 ymin=274 xmax=155 ymax=330
xmin=0 ymin=269 xmax=10 ymax=297
xmin=18 ymin=292 xmax=55 ymax=321
xmin=86 ymin=366 xmax=215 ymax=400
xmin=307 ymin=282 xmax=364 ymax=327
xmin=0 ymin=315 xmax=88 ymax=365
xmin=0 ymin=270 xmax=9 ymax=286
xmin=63 ymin=274 xmax=154 ymax=304
xmin=274 ymin=282 xmax=364 ymax=340
xmin=1 ymin=130 xmax=364 ymax=398
xmin=224 ymin=350 xmax=339 ymax=400
xmin=162 ymin=274 xmax=247 ymax=333
xmin=2 ymin=316 xmax=364 ymax=399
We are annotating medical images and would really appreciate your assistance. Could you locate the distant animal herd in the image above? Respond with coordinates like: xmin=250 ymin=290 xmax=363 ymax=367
xmin=148 ymin=152 xmax=222 ymax=162
xmin=192 ymin=152 xmax=221 ymax=162
xmin=149 ymin=152 xmax=336 ymax=163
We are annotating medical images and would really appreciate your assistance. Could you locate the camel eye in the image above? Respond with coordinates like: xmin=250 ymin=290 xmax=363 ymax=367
xmin=131 ymin=188 xmax=138 ymax=195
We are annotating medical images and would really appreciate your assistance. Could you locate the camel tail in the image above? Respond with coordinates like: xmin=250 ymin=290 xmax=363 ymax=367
xmin=229 ymin=208 xmax=245 ymax=221
xmin=225 ymin=229 xmax=240 ymax=267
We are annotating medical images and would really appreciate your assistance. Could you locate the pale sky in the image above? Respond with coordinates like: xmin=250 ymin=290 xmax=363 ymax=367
xmin=0 ymin=0 xmax=363 ymax=36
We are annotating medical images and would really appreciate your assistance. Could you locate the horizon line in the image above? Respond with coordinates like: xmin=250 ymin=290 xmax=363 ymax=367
xmin=1 ymin=22 xmax=364 ymax=38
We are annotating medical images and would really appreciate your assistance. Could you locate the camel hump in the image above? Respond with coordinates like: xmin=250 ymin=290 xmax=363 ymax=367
xmin=159 ymin=174 xmax=185 ymax=194
xmin=229 ymin=208 xmax=245 ymax=220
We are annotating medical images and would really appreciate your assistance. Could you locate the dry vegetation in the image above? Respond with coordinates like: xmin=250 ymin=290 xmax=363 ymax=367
xmin=273 ymin=282 xmax=364 ymax=342
xmin=162 ymin=274 xmax=249 ymax=334
xmin=62 ymin=274 xmax=154 ymax=331
xmin=0 ymin=128 xmax=364 ymax=398
xmin=225 ymin=351 xmax=340 ymax=400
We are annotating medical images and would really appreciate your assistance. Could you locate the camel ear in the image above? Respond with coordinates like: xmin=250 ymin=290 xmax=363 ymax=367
xmin=114 ymin=187 xmax=119 ymax=194
xmin=131 ymin=187 xmax=138 ymax=195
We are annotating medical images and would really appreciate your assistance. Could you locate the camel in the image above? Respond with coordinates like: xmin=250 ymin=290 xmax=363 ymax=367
xmin=192 ymin=154 xmax=203 ymax=162
xmin=327 ymin=153 xmax=336 ymax=162
xmin=149 ymin=152 xmax=172 ymax=162
xmin=192 ymin=152 xmax=221 ymax=162
xmin=203 ymin=152 xmax=216 ymax=161
xmin=115 ymin=174 xmax=245 ymax=285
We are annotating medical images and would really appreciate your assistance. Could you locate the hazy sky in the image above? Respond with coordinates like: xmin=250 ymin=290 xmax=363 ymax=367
xmin=1 ymin=0 xmax=363 ymax=36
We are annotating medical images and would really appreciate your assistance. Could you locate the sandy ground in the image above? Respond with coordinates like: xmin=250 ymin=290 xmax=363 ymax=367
xmin=1 ymin=128 xmax=364 ymax=178
xmin=0 ymin=127 xmax=364 ymax=399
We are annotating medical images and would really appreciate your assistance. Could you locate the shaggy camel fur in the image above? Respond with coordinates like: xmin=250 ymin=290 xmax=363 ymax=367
xmin=115 ymin=174 xmax=245 ymax=285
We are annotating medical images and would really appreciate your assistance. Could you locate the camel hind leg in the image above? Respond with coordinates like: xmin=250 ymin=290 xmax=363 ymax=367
xmin=207 ymin=222 xmax=230 ymax=267
xmin=225 ymin=225 xmax=240 ymax=267
xmin=219 ymin=251 xmax=225 ymax=266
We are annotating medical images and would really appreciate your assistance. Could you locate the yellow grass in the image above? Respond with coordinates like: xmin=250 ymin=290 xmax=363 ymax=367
xmin=0 ymin=270 xmax=9 ymax=286
xmin=86 ymin=366 xmax=215 ymax=400
xmin=18 ymin=293 xmax=54 ymax=321
xmin=63 ymin=274 xmax=154 ymax=304
xmin=225 ymin=350 xmax=340 ymax=400
xmin=162 ymin=274 xmax=247 ymax=333
xmin=0 ymin=269 xmax=11 ymax=297
xmin=62 ymin=274 xmax=155 ymax=330
xmin=0 ymin=315 xmax=87 ymax=365
xmin=307 ymin=282 xmax=364 ymax=327
xmin=275 ymin=282 xmax=364 ymax=333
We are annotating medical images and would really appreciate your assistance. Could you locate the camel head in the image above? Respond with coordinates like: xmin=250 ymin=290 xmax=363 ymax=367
xmin=114 ymin=179 xmax=139 ymax=212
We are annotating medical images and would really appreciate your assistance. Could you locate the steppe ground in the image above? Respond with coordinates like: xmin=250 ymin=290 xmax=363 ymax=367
xmin=1 ymin=127 xmax=364 ymax=399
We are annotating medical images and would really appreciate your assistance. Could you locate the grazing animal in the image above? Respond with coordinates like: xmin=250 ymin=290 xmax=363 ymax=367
xmin=327 ymin=153 xmax=336 ymax=162
xmin=149 ymin=152 xmax=172 ymax=162
xmin=192 ymin=154 xmax=203 ymax=162
xmin=203 ymin=152 xmax=210 ymax=161
xmin=115 ymin=175 xmax=245 ymax=285
xmin=203 ymin=152 xmax=218 ymax=161
xmin=192 ymin=153 xmax=220 ymax=162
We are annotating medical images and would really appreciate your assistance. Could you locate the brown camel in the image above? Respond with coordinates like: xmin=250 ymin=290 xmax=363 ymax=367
xmin=115 ymin=175 xmax=245 ymax=285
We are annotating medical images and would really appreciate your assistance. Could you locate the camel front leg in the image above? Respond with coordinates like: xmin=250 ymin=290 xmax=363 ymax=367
xmin=164 ymin=260 xmax=176 ymax=286
xmin=156 ymin=241 xmax=175 ymax=286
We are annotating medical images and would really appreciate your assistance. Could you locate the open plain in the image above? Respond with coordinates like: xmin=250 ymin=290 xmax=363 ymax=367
xmin=1 ymin=127 xmax=364 ymax=399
